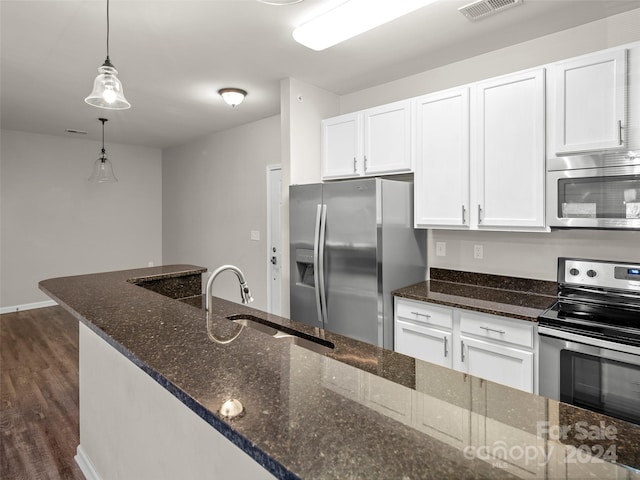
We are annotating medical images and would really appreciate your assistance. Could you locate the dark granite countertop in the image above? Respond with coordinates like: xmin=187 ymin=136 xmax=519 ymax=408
xmin=393 ymin=268 xmax=558 ymax=321
xmin=39 ymin=265 xmax=640 ymax=479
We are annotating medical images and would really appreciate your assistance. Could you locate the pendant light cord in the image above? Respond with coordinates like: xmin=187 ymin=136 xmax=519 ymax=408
xmin=106 ymin=0 xmax=110 ymax=61
xmin=100 ymin=118 xmax=107 ymax=156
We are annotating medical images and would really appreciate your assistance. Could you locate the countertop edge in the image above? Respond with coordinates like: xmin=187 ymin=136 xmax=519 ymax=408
xmin=39 ymin=269 xmax=298 ymax=480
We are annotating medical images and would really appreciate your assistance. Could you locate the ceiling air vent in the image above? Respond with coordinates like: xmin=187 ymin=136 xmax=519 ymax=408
xmin=459 ymin=0 xmax=523 ymax=21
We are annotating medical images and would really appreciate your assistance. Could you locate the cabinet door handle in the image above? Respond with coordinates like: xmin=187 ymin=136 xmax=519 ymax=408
xmin=444 ymin=336 xmax=448 ymax=357
xmin=461 ymin=205 xmax=466 ymax=224
xmin=353 ymin=157 xmax=357 ymax=173
xmin=364 ymin=155 xmax=368 ymax=172
xmin=460 ymin=340 xmax=465 ymax=362
xmin=477 ymin=204 xmax=482 ymax=224
xmin=480 ymin=326 xmax=506 ymax=335
xmin=618 ymin=120 xmax=624 ymax=145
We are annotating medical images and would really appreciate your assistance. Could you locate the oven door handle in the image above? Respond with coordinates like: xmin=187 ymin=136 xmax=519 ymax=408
xmin=538 ymin=326 xmax=640 ymax=361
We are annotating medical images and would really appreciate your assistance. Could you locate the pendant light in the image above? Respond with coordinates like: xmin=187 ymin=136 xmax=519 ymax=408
xmin=85 ymin=0 xmax=131 ymax=110
xmin=89 ymin=118 xmax=118 ymax=183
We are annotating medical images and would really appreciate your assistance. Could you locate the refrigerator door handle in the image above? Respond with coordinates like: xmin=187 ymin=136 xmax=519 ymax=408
xmin=313 ymin=204 xmax=323 ymax=326
xmin=318 ymin=204 xmax=328 ymax=325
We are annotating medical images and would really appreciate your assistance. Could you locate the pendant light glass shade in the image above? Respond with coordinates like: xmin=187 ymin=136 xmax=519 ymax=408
xmin=89 ymin=153 xmax=118 ymax=183
xmin=85 ymin=59 xmax=131 ymax=110
xmin=85 ymin=0 xmax=131 ymax=110
xmin=89 ymin=118 xmax=118 ymax=183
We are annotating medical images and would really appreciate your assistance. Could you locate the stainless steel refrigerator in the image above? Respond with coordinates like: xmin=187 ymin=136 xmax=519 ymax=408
xmin=289 ymin=178 xmax=426 ymax=350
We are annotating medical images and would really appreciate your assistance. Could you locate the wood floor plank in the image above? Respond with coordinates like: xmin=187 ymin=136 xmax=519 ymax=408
xmin=1 ymin=306 xmax=84 ymax=480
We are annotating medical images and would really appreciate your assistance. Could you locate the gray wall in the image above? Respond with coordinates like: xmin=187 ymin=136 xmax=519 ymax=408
xmin=0 ymin=129 xmax=162 ymax=309
xmin=162 ymin=115 xmax=280 ymax=311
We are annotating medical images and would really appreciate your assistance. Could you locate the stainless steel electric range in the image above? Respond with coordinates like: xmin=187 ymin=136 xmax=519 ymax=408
xmin=538 ymin=257 xmax=640 ymax=425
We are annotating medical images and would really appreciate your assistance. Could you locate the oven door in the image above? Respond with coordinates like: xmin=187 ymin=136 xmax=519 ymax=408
xmin=539 ymin=326 xmax=640 ymax=425
xmin=546 ymin=161 xmax=640 ymax=229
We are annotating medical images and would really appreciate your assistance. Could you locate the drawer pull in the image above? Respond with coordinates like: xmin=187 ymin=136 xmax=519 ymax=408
xmin=480 ymin=326 xmax=505 ymax=335
xmin=411 ymin=311 xmax=431 ymax=319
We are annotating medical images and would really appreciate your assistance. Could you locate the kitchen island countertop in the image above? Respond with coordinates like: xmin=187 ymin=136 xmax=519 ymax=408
xmin=40 ymin=265 xmax=639 ymax=479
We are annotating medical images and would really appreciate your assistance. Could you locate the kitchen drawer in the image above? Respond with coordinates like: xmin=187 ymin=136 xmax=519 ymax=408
xmin=395 ymin=298 xmax=453 ymax=330
xmin=459 ymin=311 xmax=533 ymax=349
xmin=395 ymin=319 xmax=452 ymax=368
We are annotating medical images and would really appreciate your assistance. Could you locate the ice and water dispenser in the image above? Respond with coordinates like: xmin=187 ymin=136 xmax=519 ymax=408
xmin=294 ymin=249 xmax=315 ymax=287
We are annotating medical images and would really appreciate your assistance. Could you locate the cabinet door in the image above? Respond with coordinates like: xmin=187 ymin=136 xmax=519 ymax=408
xmin=476 ymin=69 xmax=545 ymax=229
xmin=362 ymin=100 xmax=412 ymax=175
xmin=321 ymin=112 xmax=362 ymax=179
xmin=459 ymin=335 xmax=533 ymax=393
xmin=414 ymin=88 xmax=470 ymax=228
xmin=555 ymin=49 xmax=626 ymax=155
xmin=395 ymin=319 xmax=452 ymax=368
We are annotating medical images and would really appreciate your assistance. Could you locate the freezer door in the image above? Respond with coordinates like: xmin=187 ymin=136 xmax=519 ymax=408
xmin=322 ymin=179 xmax=379 ymax=345
xmin=289 ymin=184 xmax=323 ymax=329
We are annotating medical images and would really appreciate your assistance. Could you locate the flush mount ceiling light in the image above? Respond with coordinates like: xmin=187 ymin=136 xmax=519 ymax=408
xmin=85 ymin=0 xmax=131 ymax=110
xmin=89 ymin=118 xmax=118 ymax=183
xmin=292 ymin=0 xmax=439 ymax=51
xmin=218 ymin=88 xmax=247 ymax=107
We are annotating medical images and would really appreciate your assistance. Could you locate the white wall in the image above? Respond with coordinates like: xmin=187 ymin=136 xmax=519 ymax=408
xmin=341 ymin=8 xmax=640 ymax=112
xmin=0 ymin=129 xmax=162 ymax=309
xmin=162 ymin=115 xmax=280 ymax=311
xmin=324 ymin=8 xmax=640 ymax=281
xmin=279 ymin=78 xmax=340 ymax=317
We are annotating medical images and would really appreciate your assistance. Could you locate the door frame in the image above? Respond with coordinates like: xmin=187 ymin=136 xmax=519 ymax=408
xmin=266 ymin=164 xmax=282 ymax=315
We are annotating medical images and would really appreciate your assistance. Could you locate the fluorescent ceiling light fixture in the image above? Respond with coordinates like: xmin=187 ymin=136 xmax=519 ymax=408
xmin=293 ymin=0 xmax=438 ymax=51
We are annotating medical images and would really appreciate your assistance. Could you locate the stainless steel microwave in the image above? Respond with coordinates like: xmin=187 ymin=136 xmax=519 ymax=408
xmin=546 ymin=152 xmax=640 ymax=229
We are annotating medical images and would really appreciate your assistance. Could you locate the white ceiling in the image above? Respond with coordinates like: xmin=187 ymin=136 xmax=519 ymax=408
xmin=1 ymin=0 xmax=639 ymax=149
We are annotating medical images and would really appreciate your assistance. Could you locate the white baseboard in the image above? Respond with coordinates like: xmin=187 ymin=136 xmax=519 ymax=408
xmin=75 ymin=444 xmax=102 ymax=480
xmin=0 ymin=300 xmax=57 ymax=314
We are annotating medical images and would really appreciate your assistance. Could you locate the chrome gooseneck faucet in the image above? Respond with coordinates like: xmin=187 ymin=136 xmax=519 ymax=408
xmin=205 ymin=265 xmax=253 ymax=313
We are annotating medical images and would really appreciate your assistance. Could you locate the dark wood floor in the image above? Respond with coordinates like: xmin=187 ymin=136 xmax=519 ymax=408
xmin=1 ymin=306 xmax=84 ymax=480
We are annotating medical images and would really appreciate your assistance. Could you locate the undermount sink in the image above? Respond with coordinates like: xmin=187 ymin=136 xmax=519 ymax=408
xmin=226 ymin=314 xmax=334 ymax=355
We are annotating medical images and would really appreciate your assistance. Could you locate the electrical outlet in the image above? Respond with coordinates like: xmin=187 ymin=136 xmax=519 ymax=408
xmin=473 ymin=244 xmax=484 ymax=260
xmin=250 ymin=230 xmax=260 ymax=241
xmin=436 ymin=242 xmax=446 ymax=257
xmin=148 ymin=261 xmax=154 ymax=267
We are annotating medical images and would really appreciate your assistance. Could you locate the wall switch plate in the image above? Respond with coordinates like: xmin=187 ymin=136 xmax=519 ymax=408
xmin=250 ymin=230 xmax=260 ymax=241
xmin=436 ymin=242 xmax=446 ymax=257
xmin=473 ymin=244 xmax=484 ymax=260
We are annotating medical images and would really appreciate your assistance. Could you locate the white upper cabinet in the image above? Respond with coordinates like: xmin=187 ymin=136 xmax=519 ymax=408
xmin=362 ymin=100 xmax=412 ymax=175
xmin=321 ymin=112 xmax=362 ymax=179
xmin=476 ymin=68 xmax=546 ymax=229
xmin=321 ymin=100 xmax=411 ymax=180
xmin=554 ymin=48 xmax=627 ymax=155
xmin=414 ymin=88 xmax=470 ymax=228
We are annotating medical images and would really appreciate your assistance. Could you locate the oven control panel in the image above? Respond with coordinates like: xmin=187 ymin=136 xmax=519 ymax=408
xmin=561 ymin=258 xmax=640 ymax=291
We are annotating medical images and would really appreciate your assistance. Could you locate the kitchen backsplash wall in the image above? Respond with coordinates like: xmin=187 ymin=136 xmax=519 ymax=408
xmin=428 ymin=229 xmax=640 ymax=282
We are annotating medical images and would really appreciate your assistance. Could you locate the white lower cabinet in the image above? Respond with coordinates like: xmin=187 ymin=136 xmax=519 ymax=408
xmin=459 ymin=336 xmax=534 ymax=394
xmin=394 ymin=297 xmax=537 ymax=394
